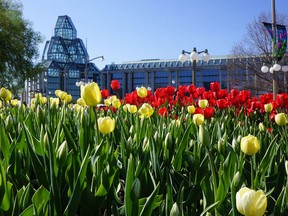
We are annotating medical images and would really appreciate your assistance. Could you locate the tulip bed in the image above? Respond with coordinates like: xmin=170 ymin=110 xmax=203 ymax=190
xmin=0 ymin=81 xmax=288 ymax=216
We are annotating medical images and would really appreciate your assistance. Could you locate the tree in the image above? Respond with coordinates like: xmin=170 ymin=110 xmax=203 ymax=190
xmin=0 ymin=0 xmax=44 ymax=96
xmin=230 ymin=12 xmax=288 ymax=96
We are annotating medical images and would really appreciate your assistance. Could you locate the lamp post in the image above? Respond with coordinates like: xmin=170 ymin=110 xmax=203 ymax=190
xmin=84 ymin=55 xmax=104 ymax=83
xmin=261 ymin=63 xmax=288 ymax=95
xmin=260 ymin=0 xmax=287 ymax=99
xmin=178 ymin=47 xmax=210 ymax=86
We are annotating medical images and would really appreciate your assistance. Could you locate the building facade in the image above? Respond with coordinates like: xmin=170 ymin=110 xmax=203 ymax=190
xmin=101 ymin=57 xmax=246 ymax=98
xmin=31 ymin=15 xmax=263 ymax=103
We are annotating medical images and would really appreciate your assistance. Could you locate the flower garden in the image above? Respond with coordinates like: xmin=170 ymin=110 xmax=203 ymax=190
xmin=0 ymin=81 xmax=288 ymax=216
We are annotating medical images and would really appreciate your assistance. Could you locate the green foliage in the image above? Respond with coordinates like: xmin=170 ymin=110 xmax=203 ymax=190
xmin=0 ymin=102 xmax=287 ymax=215
xmin=0 ymin=0 xmax=44 ymax=95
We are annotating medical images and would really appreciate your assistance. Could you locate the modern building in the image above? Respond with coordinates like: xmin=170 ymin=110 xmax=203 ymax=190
xmin=26 ymin=15 xmax=102 ymax=103
xmin=101 ymin=57 xmax=233 ymax=98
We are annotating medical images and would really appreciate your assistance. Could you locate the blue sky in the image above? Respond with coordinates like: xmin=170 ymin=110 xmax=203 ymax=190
xmin=21 ymin=0 xmax=288 ymax=69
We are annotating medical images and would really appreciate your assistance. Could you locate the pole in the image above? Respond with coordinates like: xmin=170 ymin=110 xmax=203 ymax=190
xmin=192 ymin=60 xmax=196 ymax=85
xmin=272 ymin=0 xmax=278 ymax=99
xmin=85 ymin=58 xmax=88 ymax=83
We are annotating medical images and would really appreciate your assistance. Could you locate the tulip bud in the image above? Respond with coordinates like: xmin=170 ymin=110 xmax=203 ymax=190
xmin=154 ymin=131 xmax=159 ymax=142
xmin=232 ymin=171 xmax=242 ymax=189
xmin=218 ymin=138 xmax=225 ymax=155
xmin=264 ymin=103 xmax=273 ymax=113
xmin=232 ymin=137 xmax=239 ymax=153
xmin=170 ymin=202 xmax=180 ymax=216
xmin=57 ymin=141 xmax=68 ymax=165
xmin=36 ymin=105 xmax=45 ymax=124
xmin=143 ymin=137 xmax=150 ymax=153
xmin=275 ymin=113 xmax=287 ymax=126
xmin=198 ymin=125 xmax=210 ymax=146
xmin=258 ymin=122 xmax=265 ymax=132
xmin=129 ymin=125 xmax=134 ymax=134
xmin=5 ymin=115 xmax=13 ymax=133
xmin=130 ymin=178 xmax=141 ymax=200
xmin=43 ymin=132 xmax=49 ymax=151
xmin=164 ymin=132 xmax=173 ymax=150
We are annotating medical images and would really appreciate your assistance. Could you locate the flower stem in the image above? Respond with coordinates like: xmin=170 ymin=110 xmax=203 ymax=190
xmin=250 ymin=156 xmax=254 ymax=189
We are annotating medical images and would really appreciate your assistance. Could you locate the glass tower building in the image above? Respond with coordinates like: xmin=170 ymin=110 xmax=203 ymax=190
xmin=40 ymin=15 xmax=100 ymax=99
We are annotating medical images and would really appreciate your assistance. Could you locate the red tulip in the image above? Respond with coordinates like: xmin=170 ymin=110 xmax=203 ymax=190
xmin=158 ymin=107 xmax=168 ymax=117
xmin=101 ymin=89 xmax=109 ymax=98
xmin=110 ymin=80 xmax=120 ymax=91
xmin=216 ymin=99 xmax=228 ymax=109
xmin=204 ymin=107 xmax=214 ymax=119
xmin=210 ymin=81 xmax=220 ymax=92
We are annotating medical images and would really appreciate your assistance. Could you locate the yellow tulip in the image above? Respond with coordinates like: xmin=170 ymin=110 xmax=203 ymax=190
xmin=41 ymin=97 xmax=47 ymax=104
xmin=31 ymin=98 xmax=36 ymax=104
xmin=0 ymin=101 xmax=2 ymax=109
xmin=77 ymin=98 xmax=86 ymax=106
xmin=128 ymin=105 xmax=137 ymax=114
xmin=5 ymin=90 xmax=12 ymax=101
xmin=11 ymin=99 xmax=18 ymax=106
xmin=187 ymin=105 xmax=195 ymax=114
xmin=64 ymin=94 xmax=72 ymax=103
xmin=198 ymin=99 xmax=208 ymax=109
xmin=236 ymin=187 xmax=267 ymax=216
xmin=275 ymin=113 xmax=287 ymax=126
xmin=193 ymin=114 xmax=204 ymax=125
xmin=264 ymin=103 xmax=273 ymax=113
xmin=138 ymin=103 xmax=154 ymax=118
xmin=34 ymin=93 xmax=42 ymax=99
xmin=97 ymin=116 xmax=115 ymax=134
xmin=240 ymin=134 xmax=260 ymax=155
xmin=81 ymin=82 xmax=102 ymax=106
xmin=50 ymin=97 xmax=60 ymax=107
xmin=137 ymin=87 xmax=148 ymax=98
xmin=123 ymin=104 xmax=130 ymax=112
xmin=0 ymin=88 xmax=8 ymax=100
xmin=59 ymin=91 xmax=68 ymax=100
xmin=112 ymin=98 xmax=121 ymax=109
xmin=55 ymin=90 xmax=62 ymax=97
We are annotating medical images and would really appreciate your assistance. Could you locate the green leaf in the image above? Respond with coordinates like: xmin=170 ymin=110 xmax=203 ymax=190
xmin=200 ymin=201 xmax=219 ymax=216
xmin=63 ymin=145 xmax=90 ymax=216
xmin=125 ymin=155 xmax=135 ymax=216
xmin=0 ymin=125 xmax=11 ymax=166
xmin=23 ymin=123 xmax=49 ymax=187
xmin=32 ymin=186 xmax=50 ymax=214
xmin=139 ymin=183 xmax=160 ymax=216
xmin=173 ymin=123 xmax=193 ymax=171
xmin=19 ymin=204 xmax=33 ymax=216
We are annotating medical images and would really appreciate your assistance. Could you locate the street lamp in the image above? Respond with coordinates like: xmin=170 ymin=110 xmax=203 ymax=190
xmin=261 ymin=63 xmax=288 ymax=93
xmin=178 ymin=47 xmax=210 ymax=85
xmin=84 ymin=55 xmax=104 ymax=82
